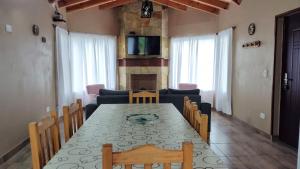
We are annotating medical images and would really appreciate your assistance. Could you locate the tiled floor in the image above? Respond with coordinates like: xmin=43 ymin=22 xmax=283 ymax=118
xmin=0 ymin=145 xmax=31 ymax=169
xmin=0 ymin=111 xmax=297 ymax=169
xmin=0 ymin=123 xmax=66 ymax=169
xmin=210 ymin=112 xmax=297 ymax=169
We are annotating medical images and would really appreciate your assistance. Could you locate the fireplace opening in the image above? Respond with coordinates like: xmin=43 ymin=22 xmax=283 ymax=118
xmin=131 ymin=74 xmax=157 ymax=90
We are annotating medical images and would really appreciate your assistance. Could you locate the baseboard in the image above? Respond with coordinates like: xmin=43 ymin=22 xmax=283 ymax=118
xmin=231 ymin=116 xmax=272 ymax=139
xmin=213 ymin=111 xmax=272 ymax=139
xmin=0 ymin=138 xmax=29 ymax=165
xmin=0 ymin=112 xmax=78 ymax=165
xmin=214 ymin=110 xmax=233 ymax=118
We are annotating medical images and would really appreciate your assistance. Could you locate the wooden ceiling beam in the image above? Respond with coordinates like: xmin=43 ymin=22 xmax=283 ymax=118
xmin=232 ymin=0 xmax=241 ymax=5
xmin=58 ymin=0 xmax=90 ymax=8
xmin=98 ymin=0 xmax=134 ymax=10
xmin=152 ymin=0 xmax=187 ymax=11
xmin=193 ymin=0 xmax=228 ymax=9
xmin=171 ymin=0 xmax=219 ymax=14
xmin=66 ymin=0 xmax=116 ymax=12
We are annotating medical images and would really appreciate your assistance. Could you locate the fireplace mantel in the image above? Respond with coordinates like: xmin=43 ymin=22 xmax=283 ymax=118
xmin=118 ymin=58 xmax=168 ymax=67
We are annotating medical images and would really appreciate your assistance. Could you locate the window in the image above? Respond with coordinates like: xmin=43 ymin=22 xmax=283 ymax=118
xmin=169 ymin=35 xmax=216 ymax=91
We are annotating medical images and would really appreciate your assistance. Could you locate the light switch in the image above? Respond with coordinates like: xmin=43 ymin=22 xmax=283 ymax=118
xmin=46 ymin=106 xmax=51 ymax=113
xmin=259 ymin=112 xmax=266 ymax=119
xmin=5 ymin=24 xmax=12 ymax=33
xmin=263 ymin=69 xmax=268 ymax=78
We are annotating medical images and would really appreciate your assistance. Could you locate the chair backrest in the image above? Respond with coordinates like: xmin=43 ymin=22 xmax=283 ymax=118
xmin=28 ymin=111 xmax=61 ymax=169
xmin=178 ymin=83 xmax=198 ymax=90
xmin=86 ymin=84 xmax=105 ymax=95
xmin=183 ymin=96 xmax=209 ymax=143
xmin=194 ymin=110 xmax=209 ymax=143
xmin=184 ymin=98 xmax=193 ymax=122
xmin=63 ymin=99 xmax=83 ymax=142
xmin=129 ymin=91 xmax=159 ymax=104
xmin=183 ymin=97 xmax=198 ymax=126
xmin=183 ymin=96 xmax=189 ymax=118
xmin=102 ymin=142 xmax=193 ymax=169
xmin=189 ymin=102 xmax=198 ymax=128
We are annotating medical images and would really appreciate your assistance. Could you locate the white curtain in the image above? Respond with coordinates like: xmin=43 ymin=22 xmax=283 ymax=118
xmin=169 ymin=35 xmax=216 ymax=104
xmin=215 ymin=28 xmax=233 ymax=115
xmin=69 ymin=32 xmax=117 ymax=104
xmin=56 ymin=30 xmax=117 ymax=111
xmin=56 ymin=27 xmax=72 ymax=116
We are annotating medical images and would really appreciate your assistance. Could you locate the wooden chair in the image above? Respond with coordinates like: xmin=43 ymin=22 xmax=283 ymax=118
xmin=102 ymin=142 xmax=193 ymax=169
xmin=183 ymin=97 xmax=209 ymax=143
xmin=194 ymin=110 xmax=209 ymax=143
xmin=184 ymin=98 xmax=193 ymax=123
xmin=183 ymin=96 xmax=189 ymax=118
xmin=129 ymin=90 xmax=159 ymax=104
xmin=189 ymin=102 xmax=198 ymax=128
xmin=28 ymin=111 xmax=61 ymax=169
xmin=63 ymin=99 xmax=83 ymax=142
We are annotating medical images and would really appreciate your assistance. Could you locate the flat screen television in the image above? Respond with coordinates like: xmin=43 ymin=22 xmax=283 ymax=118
xmin=127 ymin=36 xmax=161 ymax=56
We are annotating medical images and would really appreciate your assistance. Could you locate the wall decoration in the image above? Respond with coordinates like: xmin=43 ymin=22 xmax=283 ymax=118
xmin=41 ymin=37 xmax=47 ymax=43
xmin=248 ymin=23 xmax=256 ymax=35
xmin=242 ymin=40 xmax=261 ymax=48
xmin=32 ymin=25 xmax=39 ymax=36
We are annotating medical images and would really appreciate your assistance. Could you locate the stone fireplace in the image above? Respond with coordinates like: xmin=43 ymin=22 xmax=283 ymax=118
xmin=117 ymin=2 xmax=169 ymax=90
xmin=118 ymin=57 xmax=168 ymax=90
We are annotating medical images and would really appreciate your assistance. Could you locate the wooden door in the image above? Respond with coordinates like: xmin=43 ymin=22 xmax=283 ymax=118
xmin=279 ymin=12 xmax=300 ymax=148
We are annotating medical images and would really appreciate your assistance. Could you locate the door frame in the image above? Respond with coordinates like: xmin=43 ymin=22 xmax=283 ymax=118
xmin=272 ymin=7 xmax=300 ymax=137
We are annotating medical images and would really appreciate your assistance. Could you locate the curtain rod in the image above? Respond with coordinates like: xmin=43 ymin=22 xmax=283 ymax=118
xmin=216 ymin=26 xmax=236 ymax=35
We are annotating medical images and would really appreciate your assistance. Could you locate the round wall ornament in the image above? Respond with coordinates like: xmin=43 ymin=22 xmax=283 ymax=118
xmin=248 ymin=23 xmax=256 ymax=35
xmin=32 ymin=25 xmax=39 ymax=36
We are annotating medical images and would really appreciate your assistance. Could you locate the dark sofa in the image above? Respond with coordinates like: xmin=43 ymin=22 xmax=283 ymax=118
xmin=85 ymin=89 xmax=211 ymax=132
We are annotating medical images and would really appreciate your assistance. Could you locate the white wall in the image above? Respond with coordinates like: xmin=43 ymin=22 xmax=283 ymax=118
xmin=67 ymin=7 xmax=119 ymax=35
xmin=0 ymin=0 xmax=59 ymax=156
xmin=218 ymin=0 xmax=300 ymax=134
xmin=168 ymin=8 xmax=218 ymax=37
xmin=168 ymin=0 xmax=300 ymax=135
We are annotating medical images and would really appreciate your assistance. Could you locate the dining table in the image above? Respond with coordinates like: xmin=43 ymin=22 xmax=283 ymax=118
xmin=44 ymin=103 xmax=226 ymax=169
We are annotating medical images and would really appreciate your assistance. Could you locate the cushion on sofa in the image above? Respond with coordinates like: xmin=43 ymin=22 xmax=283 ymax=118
xmin=97 ymin=95 xmax=129 ymax=105
xmin=167 ymin=88 xmax=200 ymax=95
xmin=99 ymin=89 xmax=129 ymax=96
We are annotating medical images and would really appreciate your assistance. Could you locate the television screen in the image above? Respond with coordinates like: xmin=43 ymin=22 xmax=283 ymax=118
xmin=127 ymin=36 xmax=160 ymax=56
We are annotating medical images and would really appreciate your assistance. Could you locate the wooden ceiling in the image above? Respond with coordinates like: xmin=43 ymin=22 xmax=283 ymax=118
xmin=58 ymin=0 xmax=241 ymax=14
